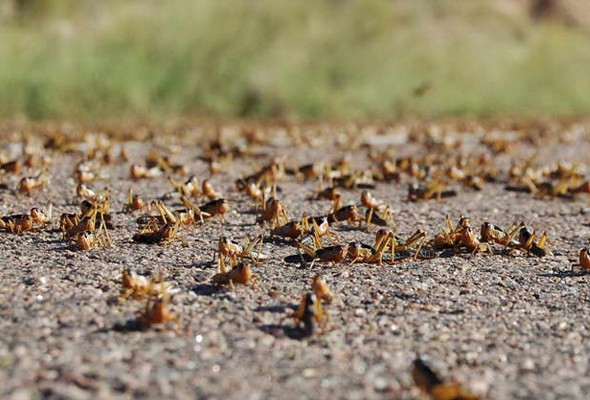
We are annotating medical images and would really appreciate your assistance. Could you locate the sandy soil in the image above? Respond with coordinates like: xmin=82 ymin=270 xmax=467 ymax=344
xmin=1 ymin=121 xmax=590 ymax=400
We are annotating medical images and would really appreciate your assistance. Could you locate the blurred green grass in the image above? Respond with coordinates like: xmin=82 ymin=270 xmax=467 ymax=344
xmin=1 ymin=0 xmax=590 ymax=121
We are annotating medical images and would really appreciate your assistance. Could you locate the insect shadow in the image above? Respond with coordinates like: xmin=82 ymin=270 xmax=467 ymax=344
xmin=111 ymin=319 xmax=149 ymax=333
xmin=258 ymin=323 xmax=309 ymax=340
xmin=284 ymin=253 xmax=314 ymax=264
xmin=34 ymin=237 xmax=64 ymax=245
xmin=191 ymin=283 xmax=224 ymax=296
xmin=332 ymin=224 xmax=359 ymax=233
xmin=49 ymin=245 xmax=73 ymax=252
xmin=238 ymin=208 xmax=259 ymax=216
xmin=254 ymin=304 xmax=292 ymax=313
xmin=537 ymin=270 xmax=589 ymax=278
xmin=185 ymin=261 xmax=215 ymax=270
xmin=257 ymin=303 xmax=308 ymax=340
xmin=264 ymin=236 xmax=293 ymax=246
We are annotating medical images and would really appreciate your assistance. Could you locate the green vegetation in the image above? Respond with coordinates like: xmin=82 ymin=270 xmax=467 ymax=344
xmin=1 ymin=0 xmax=590 ymax=120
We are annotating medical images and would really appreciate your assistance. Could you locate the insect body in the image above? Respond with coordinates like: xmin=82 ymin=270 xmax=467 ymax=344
xmin=19 ymin=174 xmax=47 ymax=195
xmin=347 ymin=242 xmax=383 ymax=265
xmin=412 ymin=357 xmax=479 ymax=400
xmin=375 ymin=229 xmax=430 ymax=262
xmin=574 ymin=248 xmax=590 ymax=273
xmin=360 ymin=190 xmax=392 ymax=227
xmin=516 ymin=226 xmax=550 ymax=257
xmin=30 ymin=204 xmax=52 ymax=226
xmin=0 ymin=160 xmax=21 ymax=174
xmin=364 ymin=209 xmax=390 ymax=227
xmin=408 ymin=182 xmax=456 ymax=202
xmin=312 ymin=245 xmax=348 ymax=265
xmin=257 ymin=197 xmax=289 ymax=228
xmin=1 ymin=204 xmax=53 ymax=234
xmin=271 ymin=215 xmax=331 ymax=242
xmin=202 ymin=179 xmax=221 ymax=200
xmin=200 ymin=198 xmax=229 ymax=223
xmin=316 ymin=186 xmax=340 ymax=202
xmin=454 ymin=225 xmax=491 ymax=254
xmin=124 ymin=190 xmax=146 ymax=212
xmin=150 ymin=200 xmax=177 ymax=224
xmin=479 ymin=222 xmax=520 ymax=247
xmin=271 ymin=221 xmax=305 ymax=240
xmin=120 ymin=269 xmax=177 ymax=301
xmin=138 ymin=297 xmax=178 ymax=327
xmin=0 ymin=214 xmax=33 ymax=234
xmin=130 ymin=164 xmax=163 ymax=180
xmin=74 ymin=230 xmax=110 ymax=250
xmin=293 ymin=292 xmax=328 ymax=337
xmin=312 ymin=275 xmax=333 ymax=304
xmin=133 ymin=221 xmax=179 ymax=244
xmin=211 ymin=262 xmax=257 ymax=286
xmin=327 ymin=205 xmax=361 ymax=225
xmin=432 ymin=216 xmax=491 ymax=254
xmin=244 ymin=182 xmax=264 ymax=202
xmin=217 ymin=235 xmax=264 ymax=271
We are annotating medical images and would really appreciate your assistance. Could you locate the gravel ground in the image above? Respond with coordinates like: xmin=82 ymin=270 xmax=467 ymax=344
xmin=1 ymin=121 xmax=590 ymax=400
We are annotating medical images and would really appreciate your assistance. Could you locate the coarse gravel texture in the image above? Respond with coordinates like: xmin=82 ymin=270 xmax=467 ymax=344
xmin=1 ymin=121 xmax=590 ymax=400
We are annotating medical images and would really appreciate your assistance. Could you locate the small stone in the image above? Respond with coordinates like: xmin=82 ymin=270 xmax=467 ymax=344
xmin=302 ymin=368 xmax=317 ymax=378
xmin=373 ymin=377 xmax=389 ymax=392
xmin=521 ymin=359 xmax=535 ymax=371
xmin=556 ymin=322 xmax=568 ymax=331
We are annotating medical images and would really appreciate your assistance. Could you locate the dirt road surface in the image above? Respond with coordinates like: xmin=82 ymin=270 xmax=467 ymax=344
xmin=1 ymin=121 xmax=590 ymax=399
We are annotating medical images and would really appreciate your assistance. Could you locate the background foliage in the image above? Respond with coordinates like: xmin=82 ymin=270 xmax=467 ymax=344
xmin=1 ymin=0 xmax=590 ymax=120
